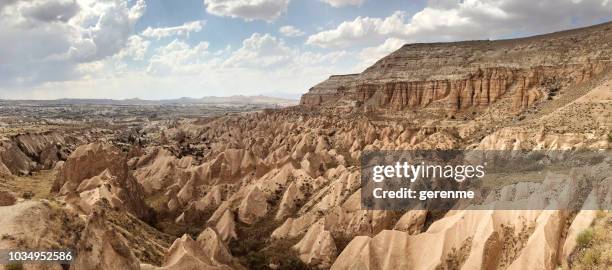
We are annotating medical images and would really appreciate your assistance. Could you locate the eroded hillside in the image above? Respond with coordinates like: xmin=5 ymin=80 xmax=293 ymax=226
xmin=0 ymin=22 xmax=611 ymax=270
xmin=301 ymin=21 xmax=612 ymax=116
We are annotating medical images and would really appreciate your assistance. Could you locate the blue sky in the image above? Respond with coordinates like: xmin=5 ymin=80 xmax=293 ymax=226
xmin=137 ymin=0 xmax=422 ymax=52
xmin=1 ymin=0 xmax=611 ymax=100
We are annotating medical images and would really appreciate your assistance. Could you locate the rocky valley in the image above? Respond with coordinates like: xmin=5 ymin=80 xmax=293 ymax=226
xmin=1 ymin=22 xmax=611 ymax=270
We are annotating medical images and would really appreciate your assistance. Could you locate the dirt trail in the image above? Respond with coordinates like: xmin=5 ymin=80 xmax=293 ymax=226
xmin=0 ymin=201 xmax=40 ymax=245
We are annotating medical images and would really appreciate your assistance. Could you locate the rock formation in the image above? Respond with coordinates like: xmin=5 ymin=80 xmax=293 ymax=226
xmin=0 ymin=189 xmax=17 ymax=206
xmin=54 ymin=143 xmax=154 ymax=222
xmin=72 ymin=203 xmax=141 ymax=270
xmin=0 ymin=21 xmax=610 ymax=270
xmin=301 ymin=22 xmax=612 ymax=116
xmin=141 ymin=228 xmax=243 ymax=270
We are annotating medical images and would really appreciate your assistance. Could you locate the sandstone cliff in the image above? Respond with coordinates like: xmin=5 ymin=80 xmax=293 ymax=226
xmin=301 ymin=22 xmax=612 ymax=115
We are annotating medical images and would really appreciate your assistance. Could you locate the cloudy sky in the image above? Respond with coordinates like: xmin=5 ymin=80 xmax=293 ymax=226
xmin=1 ymin=0 xmax=611 ymax=100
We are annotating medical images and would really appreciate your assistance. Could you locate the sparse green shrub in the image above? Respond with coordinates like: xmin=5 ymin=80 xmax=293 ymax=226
xmin=229 ymin=238 xmax=262 ymax=257
xmin=244 ymin=251 xmax=267 ymax=270
xmin=577 ymin=228 xmax=594 ymax=248
xmin=596 ymin=211 xmax=606 ymax=219
xmin=601 ymin=249 xmax=612 ymax=263
xmin=607 ymin=133 xmax=612 ymax=143
xmin=277 ymin=256 xmax=310 ymax=270
xmin=580 ymin=248 xmax=601 ymax=266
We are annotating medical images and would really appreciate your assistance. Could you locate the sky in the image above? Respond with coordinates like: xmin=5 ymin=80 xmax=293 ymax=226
xmin=1 ymin=0 xmax=611 ymax=100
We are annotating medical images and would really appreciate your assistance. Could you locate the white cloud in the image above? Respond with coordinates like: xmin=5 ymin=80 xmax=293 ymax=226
xmin=144 ymin=33 xmax=355 ymax=96
xmin=204 ymin=0 xmax=289 ymax=21
xmin=320 ymin=0 xmax=365 ymax=8
xmin=224 ymin=33 xmax=294 ymax=68
xmin=0 ymin=0 xmax=147 ymax=87
xmin=118 ymin=35 xmax=150 ymax=60
xmin=141 ymin=21 xmax=205 ymax=39
xmin=358 ymin=37 xmax=405 ymax=68
xmin=308 ymin=0 xmax=612 ymax=49
xmin=279 ymin=25 xmax=305 ymax=37
xmin=21 ymin=0 xmax=81 ymax=22
xmin=7 ymin=32 xmax=356 ymax=99
xmin=307 ymin=11 xmax=407 ymax=48
xmin=0 ymin=0 xmax=17 ymax=12
xmin=5 ymin=0 xmax=612 ymax=100
xmin=147 ymin=40 xmax=211 ymax=75
xmin=144 ymin=32 xmax=351 ymax=75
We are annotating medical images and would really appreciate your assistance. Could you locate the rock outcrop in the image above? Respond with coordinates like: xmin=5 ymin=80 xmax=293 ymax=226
xmin=0 ymin=138 xmax=35 ymax=175
xmin=142 ymin=228 xmax=243 ymax=270
xmin=0 ymin=131 xmax=79 ymax=176
xmin=0 ymin=200 xmax=84 ymax=269
xmin=72 ymin=204 xmax=141 ymax=270
xmin=0 ymin=189 xmax=17 ymax=206
xmin=301 ymin=22 xmax=612 ymax=115
xmin=293 ymin=220 xmax=337 ymax=269
xmin=54 ymin=143 xmax=154 ymax=222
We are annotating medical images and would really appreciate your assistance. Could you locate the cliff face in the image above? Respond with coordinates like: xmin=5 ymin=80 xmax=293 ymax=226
xmin=300 ymin=22 xmax=612 ymax=113
xmin=301 ymin=74 xmax=360 ymax=106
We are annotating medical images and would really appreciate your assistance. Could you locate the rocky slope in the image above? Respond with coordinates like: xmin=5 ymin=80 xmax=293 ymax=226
xmin=301 ymin=21 xmax=612 ymax=116
xmin=0 ymin=22 xmax=611 ymax=270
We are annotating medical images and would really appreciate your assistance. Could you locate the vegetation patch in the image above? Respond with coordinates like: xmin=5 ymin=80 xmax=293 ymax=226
xmin=438 ymin=237 xmax=473 ymax=270
xmin=497 ymin=219 xmax=536 ymax=269
xmin=229 ymin=215 xmax=312 ymax=270
xmin=571 ymin=212 xmax=612 ymax=270
xmin=576 ymin=228 xmax=594 ymax=248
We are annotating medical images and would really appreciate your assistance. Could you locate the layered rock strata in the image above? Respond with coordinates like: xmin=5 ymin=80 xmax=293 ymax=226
xmin=301 ymin=22 xmax=612 ymax=114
